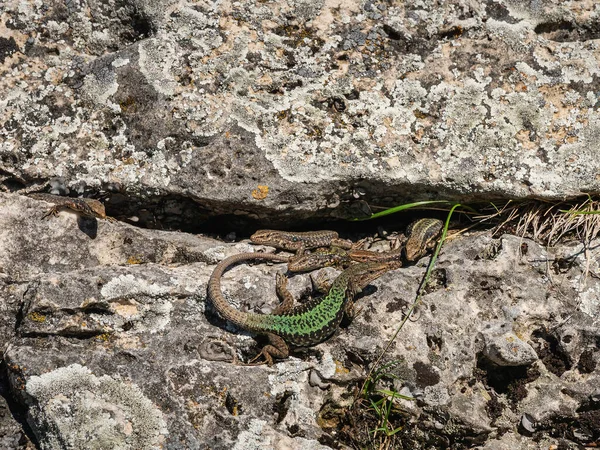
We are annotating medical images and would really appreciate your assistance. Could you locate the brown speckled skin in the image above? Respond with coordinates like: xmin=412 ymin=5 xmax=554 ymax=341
xmin=256 ymin=218 xmax=443 ymax=271
xmin=29 ymin=193 xmax=114 ymax=221
xmin=250 ymin=229 xmax=353 ymax=252
xmin=405 ymin=218 xmax=443 ymax=261
xmin=288 ymin=247 xmax=403 ymax=272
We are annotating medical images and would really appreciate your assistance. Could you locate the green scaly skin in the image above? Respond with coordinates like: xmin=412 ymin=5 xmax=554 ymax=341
xmin=207 ymin=252 xmax=399 ymax=365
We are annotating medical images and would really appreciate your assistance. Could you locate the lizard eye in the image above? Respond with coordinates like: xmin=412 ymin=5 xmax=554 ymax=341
xmin=292 ymin=237 xmax=298 ymax=242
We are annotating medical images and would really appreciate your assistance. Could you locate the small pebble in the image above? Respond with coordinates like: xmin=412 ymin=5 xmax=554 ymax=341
xmin=483 ymin=330 xmax=538 ymax=366
xmin=309 ymin=370 xmax=330 ymax=390
xmin=519 ymin=413 xmax=535 ymax=434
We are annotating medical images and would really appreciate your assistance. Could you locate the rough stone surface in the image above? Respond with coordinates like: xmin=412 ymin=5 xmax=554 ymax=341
xmin=0 ymin=193 xmax=599 ymax=449
xmin=1 ymin=0 xmax=600 ymax=447
xmin=1 ymin=0 xmax=600 ymax=227
xmin=482 ymin=327 xmax=539 ymax=366
xmin=0 ymin=273 xmax=35 ymax=448
xmin=25 ymin=364 xmax=168 ymax=450
xmin=0 ymin=383 xmax=34 ymax=450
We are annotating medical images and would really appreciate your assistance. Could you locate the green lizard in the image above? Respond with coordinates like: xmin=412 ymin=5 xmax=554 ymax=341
xmin=207 ymin=252 xmax=399 ymax=365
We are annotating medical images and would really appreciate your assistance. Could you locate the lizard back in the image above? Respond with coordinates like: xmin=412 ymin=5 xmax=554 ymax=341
xmin=245 ymin=278 xmax=350 ymax=347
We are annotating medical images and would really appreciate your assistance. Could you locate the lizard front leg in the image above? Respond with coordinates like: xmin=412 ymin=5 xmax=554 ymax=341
xmin=349 ymin=237 xmax=369 ymax=250
xmin=41 ymin=205 xmax=61 ymax=220
xmin=311 ymin=271 xmax=333 ymax=294
xmin=343 ymin=299 xmax=363 ymax=321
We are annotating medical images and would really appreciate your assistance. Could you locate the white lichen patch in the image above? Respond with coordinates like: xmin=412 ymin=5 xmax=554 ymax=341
xmin=81 ymin=72 xmax=120 ymax=111
xmin=101 ymin=273 xmax=171 ymax=298
xmin=26 ymin=364 xmax=168 ymax=450
xmin=112 ymin=57 xmax=131 ymax=68
xmin=232 ymin=418 xmax=330 ymax=450
xmin=53 ymin=115 xmax=81 ymax=135
xmin=579 ymin=284 xmax=600 ymax=320
xmin=138 ymin=38 xmax=181 ymax=96
xmin=100 ymin=273 xmax=174 ymax=332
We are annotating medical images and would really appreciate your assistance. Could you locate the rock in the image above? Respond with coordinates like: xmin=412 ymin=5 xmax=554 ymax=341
xmin=1 ymin=1 xmax=600 ymax=226
xmin=519 ymin=412 xmax=536 ymax=435
xmin=0 ymin=383 xmax=34 ymax=449
xmin=1 ymin=194 xmax=599 ymax=448
xmin=24 ymin=364 xmax=168 ymax=450
xmin=2 ymin=0 xmax=600 ymax=446
xmin=482 ymin=327 xmax=538 ymax=366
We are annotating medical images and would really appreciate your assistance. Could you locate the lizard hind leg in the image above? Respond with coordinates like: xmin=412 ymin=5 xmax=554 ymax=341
xmin=247 ymin=333 xmax=289 ymax=366
xmin=350 ymin=237 xmax=369 ymax=250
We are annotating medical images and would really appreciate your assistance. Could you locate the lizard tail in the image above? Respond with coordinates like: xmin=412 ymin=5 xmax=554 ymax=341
xmin=207 ymin=252 xmax=290 ymax=328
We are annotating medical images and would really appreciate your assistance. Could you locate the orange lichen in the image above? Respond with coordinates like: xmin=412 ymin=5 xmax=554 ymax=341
xmin=28 ymin=312 xmax=47 ymax=322
xmin=335 ymin=360 xmax=350 ymax=374
xmin=252 ymin=185 xmax=269 ymax=200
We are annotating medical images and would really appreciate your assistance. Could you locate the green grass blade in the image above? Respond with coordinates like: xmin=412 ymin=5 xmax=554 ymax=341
xmin=369 ymin=399 xmax=382 ymax=415
xmin=350 ymin=200 xmax=452 ymax=221
xmin=358 ymin=205 xmax=460 ymax=397
xmin=386 ymin=426 xmax=404 ymax=436
xmin=376 ymin=389 xmax=413 ymax=401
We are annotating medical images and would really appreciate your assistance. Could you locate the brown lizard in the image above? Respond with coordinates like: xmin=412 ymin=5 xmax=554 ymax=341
xmin=404 ymin=218 xmax=444 ymax=261
xmin=250 ymin=229 xmax=354 ymax=254
xmin=28 ymin=193 xmax=115 ymax=222
xmin=256 ymin=218 xmax=444 ymax=273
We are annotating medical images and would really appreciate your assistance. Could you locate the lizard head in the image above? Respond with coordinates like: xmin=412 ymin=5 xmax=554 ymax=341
xmin=405 ymin=219 xmax=443 ymax=261
xmin=83 ymin=199 xmax=108 ymax=219
xmin=250 ymin=229 xmax=303 ymax=250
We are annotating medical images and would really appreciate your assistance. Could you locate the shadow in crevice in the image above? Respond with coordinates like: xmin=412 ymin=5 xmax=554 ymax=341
xmin=0 ymin=361 xmax=40 ymax=448
xmin=534 ymin=19 xmax=600 ymax=42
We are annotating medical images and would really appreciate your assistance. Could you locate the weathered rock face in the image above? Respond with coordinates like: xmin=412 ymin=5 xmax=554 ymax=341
xmin=1 ymin=0 xmax=600 ymax=448
xmin=1 ymin=0 xmax=600 ymax=226
xmin=0 ymin=193 xmax=599 ymax=449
